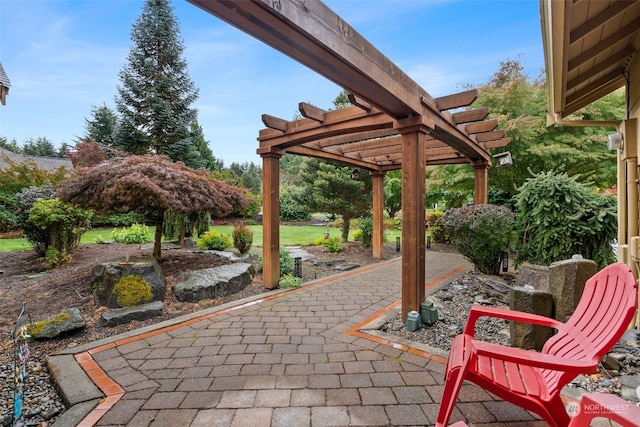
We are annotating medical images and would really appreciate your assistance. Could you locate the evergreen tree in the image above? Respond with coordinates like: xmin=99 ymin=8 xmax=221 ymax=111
xmin=84 ymin=103 xmax=118 ymax=147
xmin=22 ymin=137 xmax=56 ymax=157
xmin=190 ymin=120 xmax=216 ymax=170
xmin=0 ymin=137 xmax=21 ymax=154
xmin=293 ymin=158 xmax=372 ymax=241
xmin=114 ymin=0 xmax=198 ymax=160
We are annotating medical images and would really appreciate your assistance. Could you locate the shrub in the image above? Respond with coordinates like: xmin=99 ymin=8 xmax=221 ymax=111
xmin=232 ymin=223 xmax=254 ymax=254
xmin=280 ymin=248 xmax=294 ymax=275
xmin=323 ymin=236 xmax=343 ymax=253
xmin=104 ymin=212 xmax=144 ymax=227
xmin=15 ymin=185 xmax=56 ymax=255
xmin=112 ymin=223 xmax=152 ymax=244
xmin=0 ymin=192 xmax=17 ymax=231
xmin=112 ymin=275 xmax=153 ymax=307
xmin=27 ymin=198 xmax=93 ymax=267
xmin=280 ymin=192 xmax=310 ymax=222
xmin=352 ymin=229 xmax=363 ymax=242
xmin=314 ymin=235 xmax=327 ymax=246
xmin=442 ymin=204 xmax=515 ymax=275
xmin=197 ymin=229 xmax=232 ymax=250
xmin=426 ymin=211 xmax=447 ymax=243
xmin=383 ymin=218 xmax=401 ymax=230
xmin=513 ymin=171 xmax=617 ymax=268
xmin=256 ymin=248 xmax=296 ymax=276
xmin=278 ymin=274 xmax=302 ymax=289
xmin=357 ymin=215 xmax=373 ymax=247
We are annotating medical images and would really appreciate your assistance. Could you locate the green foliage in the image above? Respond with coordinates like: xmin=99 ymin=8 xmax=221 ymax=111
xmin=426 ymin=211 xmax=447 ymax=243
xmin=238 ymin=191 xmax=261 ymax=217
xmin=15 ymin=185 xmax=57 ymax=255
xmin=279 ymin=248 xmax=294 ymax=276
xmin=111 ymin=223 xmax=152 ymax=244
xmin=163 ymin=210 xmax=210 ymax=242
xmin=103 ymin=212 xmax=143 ymax=227
xmin=278 ymin=274 xmax=302 ymax=289
xmin=84 ymin=104 xmax=118 ymax=148
xmin=513 ymin=171 xmax=617 ymax=268
xmin=0 ymin=154 xmax=71 ymax=195
xmin=113 ymin=275 xmax=153 ymax=307
xmin=357 ymin=216 xmax=373 ymax=247
xmin=27 ymin=198 xmax=93 ymax=266
xmin=442 ymin=204 xmax=515 ymax=275
xmin=280 ymin=191 xmax=311 ymax=222
xmin=0 ymin=192 xmax=17 ymax=231
xmin=197 ymin=229 xmax=232 ymax=250
xmin=322 ymin=236 xmax=343 ymax=253
xmin=384 ymin=170 xmax=402 ymax=218
xmin=232 ymin=223 xmax=254 ymax=254
xmin=22 ymin=137 xmax=57 ymax=157
xmin=292 ymin=158 xmax=372 ymax=241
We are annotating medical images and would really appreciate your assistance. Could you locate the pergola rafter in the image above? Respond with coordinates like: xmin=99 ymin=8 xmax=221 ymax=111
xmin=258 ymin=90 xmax=507 ymax=169
xmin=188 ymin=0 xmax=511 ymax=319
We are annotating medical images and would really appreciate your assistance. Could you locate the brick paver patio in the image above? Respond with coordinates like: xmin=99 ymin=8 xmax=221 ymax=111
xmin=52 ymin=251 xmax=613 ymax=426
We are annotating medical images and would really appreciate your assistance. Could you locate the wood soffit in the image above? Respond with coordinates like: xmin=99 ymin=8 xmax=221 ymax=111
xmin=543 ymin=0 xmax=640 ymax=118
xmin=188 ymin=0 xmax=510 ymax=171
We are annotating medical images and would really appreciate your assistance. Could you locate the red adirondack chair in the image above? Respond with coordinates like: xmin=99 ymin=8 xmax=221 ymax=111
xmin=436 ymin=262 xmax=638 ymax=427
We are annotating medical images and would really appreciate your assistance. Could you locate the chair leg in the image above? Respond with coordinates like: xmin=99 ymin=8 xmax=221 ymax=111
xmin=435 ymin=364 xmax=467 ymax=427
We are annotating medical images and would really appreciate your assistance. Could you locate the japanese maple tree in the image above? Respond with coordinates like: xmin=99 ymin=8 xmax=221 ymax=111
xmin=57 ymin=155 xmax=249 ymax=258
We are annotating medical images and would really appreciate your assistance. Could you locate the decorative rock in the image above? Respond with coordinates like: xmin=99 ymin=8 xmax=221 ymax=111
xmin=100 ymin=301 xmax=164 ymax=327
xmin=30 ymin=308 xmax=85 ymax=339
xmin=334 ymin=263 xmax=359 ymax=271
xmin=313 ymin=259 xmax=346 ymax=267
xmin=91 ymin=259 xmax=165 ymax=308
xmin=509 ymin=286 xmax=554 ymax=351
xmin=173 ymin=263 xmax=253 ymax=302
xmin=549 ymin=257 xmax=596 ymax=322
xmin=600 ymin=354 xmax=621 ymax=371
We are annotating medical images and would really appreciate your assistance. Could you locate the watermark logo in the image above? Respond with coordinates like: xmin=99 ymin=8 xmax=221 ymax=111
xmin=566 ymin=401 xmax=580 ymax=417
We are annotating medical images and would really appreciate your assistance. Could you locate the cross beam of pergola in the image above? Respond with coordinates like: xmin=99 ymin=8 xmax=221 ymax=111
xmin=188 ymin=0 xmax=510 ymax=319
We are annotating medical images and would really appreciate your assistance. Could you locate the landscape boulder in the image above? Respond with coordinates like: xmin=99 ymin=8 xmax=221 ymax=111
xmin=91 ymin=259 xmax=165 ymax=308
xmin=29 ymin=308 xmax=86 ymax=339
xmin=100 ymin=301 xmax=164 ymax=327
xmin=173 ymin=263 xmax=253 ymax=302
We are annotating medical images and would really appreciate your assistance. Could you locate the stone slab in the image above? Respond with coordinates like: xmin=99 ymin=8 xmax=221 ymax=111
xmin=46 ymin=354 xmax=103 ymax=407
xmin=100 ymin=300 xmax=164 ymax=327
xmin=173 ymin=263 xmax=253 ymax=302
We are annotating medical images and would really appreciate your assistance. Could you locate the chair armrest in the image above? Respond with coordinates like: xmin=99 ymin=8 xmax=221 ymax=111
xmin=472 ymin=340 xmax=596 ymax=371
xmin=463 ymin=305 xmax=564 ymax=336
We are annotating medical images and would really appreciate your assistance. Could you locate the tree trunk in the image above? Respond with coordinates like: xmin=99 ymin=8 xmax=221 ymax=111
xmin=341 ymin=215 xmax=350 ymax=242
xmin=178 ymin=227 xmax=185 ymax=248
xmin=153 ymin=211 xmax=164 ymax=259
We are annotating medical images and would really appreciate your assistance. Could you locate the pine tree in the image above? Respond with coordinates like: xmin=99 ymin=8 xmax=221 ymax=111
xmin=84 ymin=103 xmax=118 ymax=147
xmin=114 ymin=0 xmax=198 ymax=159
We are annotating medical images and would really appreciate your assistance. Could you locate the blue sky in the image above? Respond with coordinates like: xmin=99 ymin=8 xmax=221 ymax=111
xmin=0 ymin=0 xmax=543 ymax=166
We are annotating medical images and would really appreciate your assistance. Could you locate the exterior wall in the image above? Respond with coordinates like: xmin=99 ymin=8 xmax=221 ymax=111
xmin=631 ymin=54 xmax=640 ymax=119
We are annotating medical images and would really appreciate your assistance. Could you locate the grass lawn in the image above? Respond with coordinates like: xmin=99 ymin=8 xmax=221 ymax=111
xmin=0 ymin=225 xmax=404 ymax=252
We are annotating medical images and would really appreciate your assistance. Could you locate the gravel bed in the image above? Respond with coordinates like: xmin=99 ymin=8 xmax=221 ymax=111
xmin=381 ymin=271 xmax=640 ymax=403
xmin=0 ymin=340 xmax=63 ymax=427
xmin=381 ymin=271 xmax=512 ymax=351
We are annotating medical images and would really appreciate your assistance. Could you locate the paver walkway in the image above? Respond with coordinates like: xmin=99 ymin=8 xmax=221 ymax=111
xmin=51 ymin=252 xmax=581 ymax=426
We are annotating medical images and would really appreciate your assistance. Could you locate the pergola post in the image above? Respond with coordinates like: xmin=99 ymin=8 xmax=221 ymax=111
xmin=399 ymin=120 xmax=427 ymax=320
xmin=371 ymin=170 xmax=386 ymax=259
xmin=261 ymin=152 xmax=282 ymax=290
xmin=472 ymin=160 xmax=489 ymax=205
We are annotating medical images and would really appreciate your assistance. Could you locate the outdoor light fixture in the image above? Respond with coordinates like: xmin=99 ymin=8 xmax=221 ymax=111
xmin=350 ymin=169 xmax=360 ymax=180
xmin=607 ymin=133 xmax=623 ymax=150
xmin=492 ymin=151 xmax=513 ymax=166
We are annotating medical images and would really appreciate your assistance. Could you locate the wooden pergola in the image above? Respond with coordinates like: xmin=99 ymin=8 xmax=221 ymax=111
xmin=189 ymin=0 xmax=510 ymax=319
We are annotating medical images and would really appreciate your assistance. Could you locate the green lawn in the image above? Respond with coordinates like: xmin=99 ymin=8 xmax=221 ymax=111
xmin=0 ymin=225 xmax=404 ymax=252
